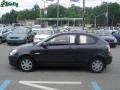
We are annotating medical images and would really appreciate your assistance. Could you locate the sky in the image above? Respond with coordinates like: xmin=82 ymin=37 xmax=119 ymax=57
xmin=0 ymin=0 xmax=120 ymax=17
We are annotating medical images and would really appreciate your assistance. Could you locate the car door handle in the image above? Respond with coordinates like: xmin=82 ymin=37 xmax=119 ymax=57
xmin=34 ymin=53 xmax=41 ymax=55
xmin=69 ymin=47 xmax=73 ymax=49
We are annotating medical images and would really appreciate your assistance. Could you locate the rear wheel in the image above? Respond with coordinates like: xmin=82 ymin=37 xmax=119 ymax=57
xmin=88 ymin=57 xmax=106 ymax=73
xmin=18 ymin=56 xmax=35 ymax=72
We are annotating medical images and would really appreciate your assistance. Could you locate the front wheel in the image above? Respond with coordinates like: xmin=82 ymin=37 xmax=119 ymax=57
xmin=88 ymin=58 xmax=106 ymax=73
xmin=18 ymin=56 xmax=35 ymax=72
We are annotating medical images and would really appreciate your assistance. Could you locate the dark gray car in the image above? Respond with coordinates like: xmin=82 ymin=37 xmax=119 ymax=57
xmin=7 ymin=27 xmax=33 ymax=44
xmin=9 ymin=32 xmax=112 ymax=73
xmin=0 ymin=28 xmax=10 ymax=44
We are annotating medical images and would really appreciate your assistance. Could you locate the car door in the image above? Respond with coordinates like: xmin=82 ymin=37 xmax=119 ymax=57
xmin=33 ymin=34 xmax=77 ymax=64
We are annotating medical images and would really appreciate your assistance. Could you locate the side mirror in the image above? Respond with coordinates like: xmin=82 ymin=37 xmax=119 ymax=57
xmin=112 ymin=32 xmax=116 ymax=35
xmin=32 ymin=32 xmax=36 ymax=35
xmin=41 ymin=42 xmax=47 ymax=48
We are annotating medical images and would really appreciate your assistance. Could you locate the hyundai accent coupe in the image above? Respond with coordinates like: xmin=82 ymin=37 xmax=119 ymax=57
xmin=9 ymin=32 xmax=112 ymax=73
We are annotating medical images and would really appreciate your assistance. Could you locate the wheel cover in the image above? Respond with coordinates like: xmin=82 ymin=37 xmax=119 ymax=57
xmin=21 ymin=59 xmax=33 ymax=71
xmin=92 ymin=59 xmax=103 ymax=72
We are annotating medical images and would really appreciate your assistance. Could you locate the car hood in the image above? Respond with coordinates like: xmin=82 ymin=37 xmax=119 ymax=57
xmin=15 ymin=43 xmax=37 ymax=51
xmin=17 ymin=43 xmax=34 ymax=48
xmin=113 ymin=33 xmax=120 ymax=37
xmin=8 ymin=34 xmax=27 ymax=38
xmin=99 ymin=35 xmax=116 ymax=40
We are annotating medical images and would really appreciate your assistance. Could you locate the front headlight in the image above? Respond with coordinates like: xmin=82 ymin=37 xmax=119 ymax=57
xmin=10 ymin=49 xmax=18 ymax=56
xmin=114 ymin=38 xmax=117 ymax=43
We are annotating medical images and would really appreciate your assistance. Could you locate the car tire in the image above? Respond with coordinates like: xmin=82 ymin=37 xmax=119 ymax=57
xmin=88 ymin=57 xmax=106 ymax=73
xmin=0 ymin=38 xmax=2 ymax=44
xmin=18 ymin=56 xmax=35 ymax=72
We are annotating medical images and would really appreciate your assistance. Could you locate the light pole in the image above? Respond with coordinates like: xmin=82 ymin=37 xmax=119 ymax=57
xmin=112 ymin=15 xmax=114 ymax=26
xmin=39 ymin=7 xmax=42 ymax=24
xmin=43 ymin=0 xmax=45 ymax=18
xmin=106 ymin=3 xmax=112 ymax=27
xmin=82 ymin=0 xmax=85 ymax=30
xmin=106 ymin=4 xmax=108 ymax=27
xmin=57 ymin=0 xmax=59 ymax=30
xmin=94 ymin=16 xmax=96 ymax=29
xmin=40 ymin=0 xmax=45 ymax=25
xmin=94 ymin=13 xmax=106 ymax=29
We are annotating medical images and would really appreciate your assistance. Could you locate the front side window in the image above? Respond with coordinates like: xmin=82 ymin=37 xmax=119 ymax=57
xmin=79 ymin=35 xmax=95 ymax=44
xmin=46 ymin=35 xmax=76 ymax=45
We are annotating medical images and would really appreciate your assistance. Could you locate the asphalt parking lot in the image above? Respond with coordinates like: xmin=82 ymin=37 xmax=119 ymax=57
xmin=0 ymin=43 xmax=120 ymax=90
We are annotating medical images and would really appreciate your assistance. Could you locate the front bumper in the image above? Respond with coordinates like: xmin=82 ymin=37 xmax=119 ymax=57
xmin=7 ymin=39 xmax=25 ymax=44
xmin=109 ymin=42 xmax=117 ymax=47
xmin=9 ymin=54 xmax=19 ymax=67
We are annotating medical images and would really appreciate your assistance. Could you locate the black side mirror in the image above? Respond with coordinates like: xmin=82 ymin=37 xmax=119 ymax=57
xmin=41 ymin=42 xmax=47 ymax=48
xmin=112 ymin=32 xmax=116 ymax=35
xmin=32 ymin=32 xmax=36 ymax=35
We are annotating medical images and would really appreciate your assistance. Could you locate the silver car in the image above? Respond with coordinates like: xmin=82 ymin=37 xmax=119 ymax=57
xmin=0 ymin=28 xmax=10 ymax=44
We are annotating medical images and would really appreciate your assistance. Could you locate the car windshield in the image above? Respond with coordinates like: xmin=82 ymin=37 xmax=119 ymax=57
xmin=96 ymin=31 xmax=111 ymax=36
xmin=36 ymin=30 xmax=53 ymax=35
xmin=36 ymin=35 xmax=53 ymax=45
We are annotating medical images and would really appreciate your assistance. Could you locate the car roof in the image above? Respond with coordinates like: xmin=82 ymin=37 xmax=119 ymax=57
xmin=55 ymin=32 xmax=95 ymax=36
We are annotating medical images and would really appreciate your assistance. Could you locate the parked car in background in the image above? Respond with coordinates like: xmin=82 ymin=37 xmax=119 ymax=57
xmin=104 ymin=27 xmax=118 ymax=34
xmin=9 ymin=32 xmax=112 ymax=73
xmin=5 ymin=26 xmax=14 ymax=32
xmin=95 ymin=30 xmax=117 ymax=48
xmin=0 ymin=28 xmax=10 ymax=44
xmin=112 ymin=30 xmax=120 ymax=44
xmin=13 ymin=23 xmax=24 ymax=27
xmin=32 ymin=25 xmax=41 ymax=33
xmin=7 ymin=27 xmax=34 ymax=44
xmin=33 ymin=30 xmax=54 ymax=42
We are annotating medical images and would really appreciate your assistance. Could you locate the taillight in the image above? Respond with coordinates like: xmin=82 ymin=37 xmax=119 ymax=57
xmin=107 ymin=45 xmax=111 ymax=53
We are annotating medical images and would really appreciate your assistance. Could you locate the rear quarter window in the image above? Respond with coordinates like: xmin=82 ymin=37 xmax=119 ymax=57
xmin=79 ymin=35 xmax=96 ymax=44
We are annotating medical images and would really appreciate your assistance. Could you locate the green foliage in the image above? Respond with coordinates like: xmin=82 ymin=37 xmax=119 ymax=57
xmin=0 ymin=2 xmax=120 ymax=26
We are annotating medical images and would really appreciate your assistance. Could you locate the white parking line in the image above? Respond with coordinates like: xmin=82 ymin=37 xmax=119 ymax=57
xmin=19 ymin=81 xmax=82 ymax=90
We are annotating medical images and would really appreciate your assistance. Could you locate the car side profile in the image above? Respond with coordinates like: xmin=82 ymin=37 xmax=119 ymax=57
xmin=9 ymin=32 xmax=112 ymax=73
